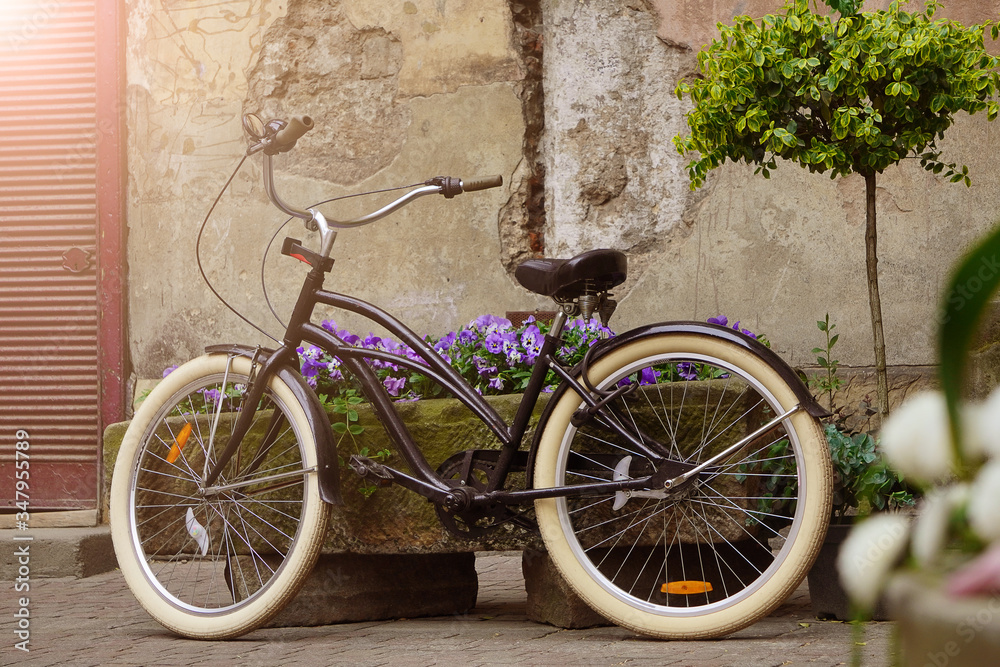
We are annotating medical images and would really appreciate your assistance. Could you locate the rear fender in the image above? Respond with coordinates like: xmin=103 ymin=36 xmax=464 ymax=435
xmin=525 ymin=322 xmax=827 ymax=487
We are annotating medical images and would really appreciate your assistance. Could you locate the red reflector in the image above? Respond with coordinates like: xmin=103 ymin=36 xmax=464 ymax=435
xmin=291 ymin=253 xmax=312 ymax=265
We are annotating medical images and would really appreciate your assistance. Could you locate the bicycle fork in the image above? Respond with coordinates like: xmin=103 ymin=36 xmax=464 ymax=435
xmin=200 ymin=346 xmax=298 ymax=492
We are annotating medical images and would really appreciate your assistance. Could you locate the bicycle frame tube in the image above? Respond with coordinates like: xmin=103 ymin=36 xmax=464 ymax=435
xmin=300 ymin=289 xmax=565 ymax=491
xmin=202 ymin=260 xmax=667 ymax=506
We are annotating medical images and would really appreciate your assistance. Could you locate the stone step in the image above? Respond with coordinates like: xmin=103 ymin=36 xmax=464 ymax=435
xmin=0 ymin=526 xmax=116 ymax=580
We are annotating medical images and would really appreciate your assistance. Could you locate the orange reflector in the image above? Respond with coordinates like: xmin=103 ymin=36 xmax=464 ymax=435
xmin=167 ymin=423 xmax=193 ymax=464
xmin=663 ymin=581 xmax=713 ymax=595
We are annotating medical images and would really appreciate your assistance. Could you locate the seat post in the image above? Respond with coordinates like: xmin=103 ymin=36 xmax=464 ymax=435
xmin=548 ymin=309 xmax=568 ymax=339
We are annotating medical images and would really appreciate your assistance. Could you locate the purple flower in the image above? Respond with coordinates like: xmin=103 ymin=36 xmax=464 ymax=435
xmin=677 ymin=362 xmax=698 ymax=381
xmin=485 ymin=332 xmax=505 ymax=355
xmin=639 ymin=367 xmax=660 ymax=385
xmin=298 ymin=345 xmax=321 ymax=361
xmin=732 ymin=321 xmax=757 ymax=340
xmin=521 ymin=325 xmax=543 ymax=364
xmin=434 ymin=331 xmax=457 ymax=352
xmin=488 ymin=376 xmax=505 ymax=391
xmin=384 ymin=376 xmax=406 ymax=397
xmin=473 ymin=356 xmax=496 ymax=377
xmin=474 ymin=314 xmax=511 ymax=329
xmin=706 ymin=315 xmax=759 ymax=340
xmin=458 ymin=329 xmax=477 ymax=346
xmin=163 ymin=365 xmax=179 ymax=378
xmin=199 ymin=388 xmax=222 ymax=405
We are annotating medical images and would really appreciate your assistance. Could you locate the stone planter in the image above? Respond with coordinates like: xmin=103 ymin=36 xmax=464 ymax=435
xmin=888 ymin=573 xmax=1000 ymax=666
xmin=102 ymin=392 xmax=551 ymax=554
xmin=101 ymin=380 xmax=772 ymax=627
xmin=103 ymin=379 xmax=761 ymax=553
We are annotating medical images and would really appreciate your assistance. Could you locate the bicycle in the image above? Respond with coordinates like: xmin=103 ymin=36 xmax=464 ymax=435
xmin=109 ymin=114 xmax=833 ymax=641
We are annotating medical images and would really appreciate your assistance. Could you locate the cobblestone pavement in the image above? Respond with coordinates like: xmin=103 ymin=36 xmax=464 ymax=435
xmin=3 ymin=553 xmax=893 ymax=666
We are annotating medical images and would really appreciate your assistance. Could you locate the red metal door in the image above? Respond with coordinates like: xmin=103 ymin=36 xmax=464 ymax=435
xmin=0 ymin=0 xmax=124 ymax=512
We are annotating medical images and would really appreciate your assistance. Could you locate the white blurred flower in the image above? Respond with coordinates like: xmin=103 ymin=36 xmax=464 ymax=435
xmin=967 ymin=459 xmax=1000 ymax=543
xmin=910 ymin=484 xmax=969 ymax=568
xmin=879 ymin=392 xmax=954 ymax=485
xmin=837 ymin=513 xmax=911 ymax=610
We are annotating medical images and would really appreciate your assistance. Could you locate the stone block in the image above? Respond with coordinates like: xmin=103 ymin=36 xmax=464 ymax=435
xmin=522 ymin=536 xmax=777 ymax=629
xmin=255 ymin=552 xmax=478 ymax=627
xmin=522 ymin=549 xmax=608 ymax=629
xmin=0 ymin=526 xmax=116 ymax=579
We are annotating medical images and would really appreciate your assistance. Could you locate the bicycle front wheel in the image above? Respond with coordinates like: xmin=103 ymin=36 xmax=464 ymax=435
xmin=533 ymin=331 xmax=832 ymax=639
xmin=110 ymin=353 xmax=330 ymax=639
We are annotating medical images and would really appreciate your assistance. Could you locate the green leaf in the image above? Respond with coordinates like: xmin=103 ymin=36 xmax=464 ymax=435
xmin=939 ymin=220 xmax=1000 ymax=468
xmin=331 ymin=422 xmax=347 ymax=434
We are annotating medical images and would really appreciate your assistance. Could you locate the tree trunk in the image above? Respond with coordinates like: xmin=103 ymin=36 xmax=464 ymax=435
xmin=864 ymin=171 xmax=890 ymax=426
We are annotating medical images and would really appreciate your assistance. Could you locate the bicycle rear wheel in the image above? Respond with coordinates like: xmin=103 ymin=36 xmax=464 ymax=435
xmin=110 ymin=353 xmax=329 ymax=639
xmin=533 ymin=331 xmax=832 ymax=639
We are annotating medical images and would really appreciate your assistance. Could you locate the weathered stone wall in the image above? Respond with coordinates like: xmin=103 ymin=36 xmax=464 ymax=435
xmin=126 ymin=0 xmax=1000 ymax=403
xmin=541 ymin=0 xmax=1000 ymax=384
xmin=125 ymin=0 xmax=547 ymax=382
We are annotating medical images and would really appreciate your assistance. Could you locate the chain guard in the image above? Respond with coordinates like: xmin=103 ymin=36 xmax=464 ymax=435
xmin=434 ymin=451 xmax=532 ymax=538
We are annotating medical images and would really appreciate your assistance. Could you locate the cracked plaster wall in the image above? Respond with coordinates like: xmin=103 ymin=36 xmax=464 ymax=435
xmin=127 ymin=0 xmax=1000 ymax=384
xmin=126 ymin=0 xmax=543 ymax=378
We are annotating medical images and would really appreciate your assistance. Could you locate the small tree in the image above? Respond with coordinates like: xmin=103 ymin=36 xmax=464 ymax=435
xmin=674 ymin=0 xmax=1000 ymax=423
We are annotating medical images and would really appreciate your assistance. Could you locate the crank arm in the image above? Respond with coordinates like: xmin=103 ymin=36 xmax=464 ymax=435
xmin=349 ymin=456 xmax=452 ymax=505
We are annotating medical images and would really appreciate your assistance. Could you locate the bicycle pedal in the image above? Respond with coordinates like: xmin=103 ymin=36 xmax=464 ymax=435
xmin=348 ymin=455 xmax=394 ymax=481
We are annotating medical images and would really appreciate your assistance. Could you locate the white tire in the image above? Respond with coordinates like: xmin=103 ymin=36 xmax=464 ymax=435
xmin=533 ymin=332 xmax=832 ymax=639
xmin=110 ymin=353 xmax=329 ymax=639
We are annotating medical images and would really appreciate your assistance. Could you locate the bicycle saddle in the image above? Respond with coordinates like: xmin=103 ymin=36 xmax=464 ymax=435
xmin=515 ymin=249 xmax=627 ymax=299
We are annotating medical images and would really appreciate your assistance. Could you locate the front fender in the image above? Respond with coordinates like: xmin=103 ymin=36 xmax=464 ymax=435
xmin=525 ymin=322 xmax=827 ymax=487
xmin=205 ymin=344 xmax=343 ymax=506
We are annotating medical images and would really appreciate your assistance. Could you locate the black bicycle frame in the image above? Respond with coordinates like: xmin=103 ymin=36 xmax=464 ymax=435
xmin=203 ymin=261 xmax=677 ymax=510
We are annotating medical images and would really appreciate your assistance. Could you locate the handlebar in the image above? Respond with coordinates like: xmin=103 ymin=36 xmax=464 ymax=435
xmin=272 ymin=116 xmax=314 ymax=153
xmin=244 ymin=113 xmax=504 ymax=260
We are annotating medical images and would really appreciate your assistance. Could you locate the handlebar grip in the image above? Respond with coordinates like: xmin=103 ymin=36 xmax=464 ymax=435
xmin=461 ymin=175 xmax=503 ymax=192
xmin=273 ymin=116 xmax=314 ymax=152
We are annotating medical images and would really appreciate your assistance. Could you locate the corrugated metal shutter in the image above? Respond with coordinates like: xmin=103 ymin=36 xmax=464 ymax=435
xmin=0 ymin=0 xmax=100 ymax=509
